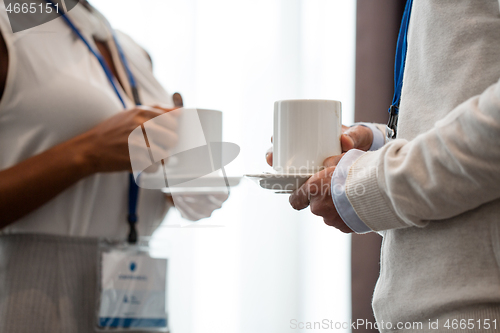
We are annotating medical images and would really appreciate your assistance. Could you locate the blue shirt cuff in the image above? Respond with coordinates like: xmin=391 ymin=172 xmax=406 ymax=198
xmin=331 ymin=149 xmax=372 ymax=233
xmin=352 ymin=122 xmax=385 ymax=151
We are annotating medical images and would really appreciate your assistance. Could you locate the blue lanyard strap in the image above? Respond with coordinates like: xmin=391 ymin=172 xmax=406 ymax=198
xmin=46 ymin=0 xmax=127 ymax=109
xmin=46 ymin=0 xmax=141 ymax=243
xmin=387 ymin=0 xmax=413 ymax=140
xmin=111 ymin=33 xmax=141 ymax=105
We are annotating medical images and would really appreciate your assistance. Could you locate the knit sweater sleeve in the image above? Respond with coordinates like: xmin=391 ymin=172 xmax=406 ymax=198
xmin=344 ymin=78 xmax=500 ymax=231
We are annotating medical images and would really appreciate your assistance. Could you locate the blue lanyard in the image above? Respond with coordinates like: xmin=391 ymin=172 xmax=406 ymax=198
xmin=387 ymin=0 xmax=413 ymax=140
xmin=46 ymin=0 xmax=140 ymax=243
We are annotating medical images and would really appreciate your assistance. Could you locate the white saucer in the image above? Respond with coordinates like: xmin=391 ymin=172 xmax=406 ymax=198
xmin=244 ymin=173 xmax=314 ymax=193
xmin=140 ymin=175 xmax=241 ymax=194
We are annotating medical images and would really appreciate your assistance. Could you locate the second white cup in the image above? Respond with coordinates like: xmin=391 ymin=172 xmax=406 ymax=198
xmin=273 ymin=99 xmax=342 ymax=174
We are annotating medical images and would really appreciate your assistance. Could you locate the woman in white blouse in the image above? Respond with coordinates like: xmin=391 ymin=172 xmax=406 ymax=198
xmin=0 ymin=1 xmax=224 ymax=331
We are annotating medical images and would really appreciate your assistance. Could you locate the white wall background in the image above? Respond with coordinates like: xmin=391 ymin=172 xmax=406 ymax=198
xmin=92 ymin=1 xmax=356 ymax=332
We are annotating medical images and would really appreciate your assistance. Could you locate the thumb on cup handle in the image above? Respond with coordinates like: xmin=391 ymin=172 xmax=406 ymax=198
xmin=341 ymin=125 xmax=373 ymax=152
xmin=265 ymin=147 xmax=273 ymax=166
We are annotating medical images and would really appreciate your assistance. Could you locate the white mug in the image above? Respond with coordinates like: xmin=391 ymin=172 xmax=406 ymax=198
xmin=273 ymin=99 xmax=342 ymax=174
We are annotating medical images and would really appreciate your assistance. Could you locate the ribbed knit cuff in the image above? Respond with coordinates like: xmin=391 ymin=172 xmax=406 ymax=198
xmin=345 ymin=151 xmax=407 ymax=231
xmin=332 ymin=149 xmax=372 ymax=234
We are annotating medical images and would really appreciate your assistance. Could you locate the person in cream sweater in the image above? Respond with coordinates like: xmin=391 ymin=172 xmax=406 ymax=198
xmin=274 ymin=0 xmax=500 ymax=331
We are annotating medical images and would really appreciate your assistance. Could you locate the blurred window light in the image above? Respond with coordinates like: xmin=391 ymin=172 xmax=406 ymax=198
xmin=92 ymin=1 xmax=355 ymax=332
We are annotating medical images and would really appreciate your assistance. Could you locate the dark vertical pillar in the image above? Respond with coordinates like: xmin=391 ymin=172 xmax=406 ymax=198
xmin=352 ymin=1 xmax=406 ymax=331
xmin=355 ymin=0 xmax=406 ymax=123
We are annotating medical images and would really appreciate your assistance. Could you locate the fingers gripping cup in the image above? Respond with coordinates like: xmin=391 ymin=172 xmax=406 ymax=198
xmin=273 ymin=99 xmax=342 ymax=174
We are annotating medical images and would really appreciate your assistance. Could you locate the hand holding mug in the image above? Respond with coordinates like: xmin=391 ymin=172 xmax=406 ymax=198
xmin=266 ymin=124 xmax=374 ymax=167
xmin=340 ymin=125 xmax=373 ymax=152
xmin=79 ymin=106 xmax=179 ymax=174
xmin=288 ymin=156 xmax=353 ymax=233
xmin=283 ymin=123 xmax=374 ymax=233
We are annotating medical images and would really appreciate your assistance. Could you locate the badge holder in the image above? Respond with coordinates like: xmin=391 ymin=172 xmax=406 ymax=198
xmin=386 ymin=105 xmax=398 ymax=141
xmin=95 ymin=238 xmax=169 ymax=332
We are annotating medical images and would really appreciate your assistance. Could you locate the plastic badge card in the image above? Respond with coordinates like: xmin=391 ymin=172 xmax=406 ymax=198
xmin=98 ymin=248 xmax=168 ymax=331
